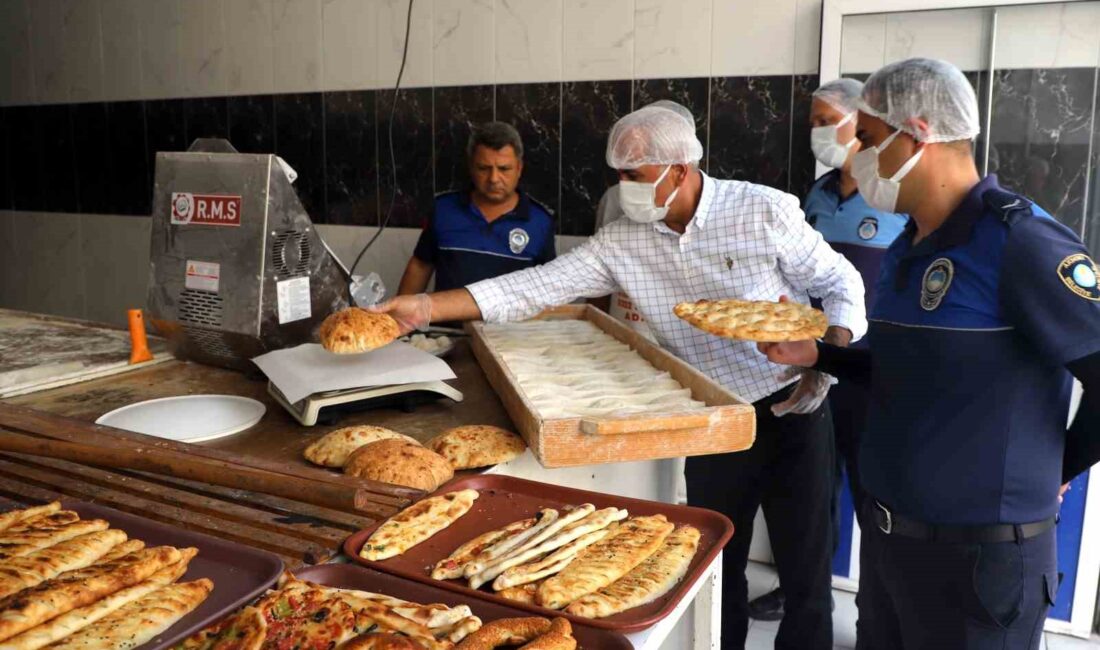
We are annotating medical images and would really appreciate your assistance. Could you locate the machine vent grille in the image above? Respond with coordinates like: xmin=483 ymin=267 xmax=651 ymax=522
xmin=272 ymin=230 xmax=311 ymax=277
xmin=178 ymin=289 xmax=223 ymax=327
xmin=185 ymin=327 xmax=236 ymax=360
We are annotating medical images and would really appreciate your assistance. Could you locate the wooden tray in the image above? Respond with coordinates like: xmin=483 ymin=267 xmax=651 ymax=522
xmin=0 ymin=496 xmax=284 ymax=650
xmin=295 ymin=564 xmax=633 ymax=649
xmin=466 ymin=304 xmax=756 ymax=467
xmin=343 ymin=474 xmax=734 ymax=633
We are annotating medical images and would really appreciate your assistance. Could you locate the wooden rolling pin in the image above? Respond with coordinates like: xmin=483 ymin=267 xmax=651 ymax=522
xmin=0 ymin=430 xmax=388 ymax=515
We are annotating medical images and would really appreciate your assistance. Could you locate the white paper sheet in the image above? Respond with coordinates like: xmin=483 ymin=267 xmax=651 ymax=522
xmin=252 ymin=342 xmax=457 ymax=403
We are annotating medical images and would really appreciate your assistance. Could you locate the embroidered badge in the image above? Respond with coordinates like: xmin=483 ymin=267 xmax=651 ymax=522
xmin=1058 ymin=253 xmax=1100 ymax=301
xmin=725 ymin=255 xmax=734 ymax=270
xmin=858 ymin=217 xmax=878 ymax=241
xmin=920 ymin=258 xmax=954 ymax=311
xmin=508 ymin=228 xmax=530 ymax=255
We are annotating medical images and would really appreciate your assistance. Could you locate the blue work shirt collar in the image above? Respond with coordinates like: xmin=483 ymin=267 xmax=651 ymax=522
xmin=894 ymin=174 xmax=1002 ymax=289
xmin=459 ymin=188 xmax=533 ymax=222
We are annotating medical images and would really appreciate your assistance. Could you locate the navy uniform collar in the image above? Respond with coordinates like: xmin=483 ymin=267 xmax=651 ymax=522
xmin=459 ymin=188 xmax=532 ymax=222
xmin=895 ymin=174 xmax=1001 ymax=289
xmin=815 ymin=168 xmax=861 ymax=205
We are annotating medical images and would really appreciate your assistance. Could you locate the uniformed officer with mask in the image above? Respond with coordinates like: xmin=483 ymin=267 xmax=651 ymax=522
xmin=749 ymin=77 xmax=908 ymax=623
xmin=758 ymin=57 xmax=1100 ymax=649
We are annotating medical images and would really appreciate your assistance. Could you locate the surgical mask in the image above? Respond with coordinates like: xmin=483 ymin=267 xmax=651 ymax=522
xmin=619 ymin=165 xmax=680 ymax=224
xmin=810 ymin=111 xmax=856 ymax=169
xmin=850 ymin=129 xmax=924 ymax=213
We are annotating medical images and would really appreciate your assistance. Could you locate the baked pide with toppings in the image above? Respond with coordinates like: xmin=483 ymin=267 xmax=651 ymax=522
xmin=319 ymin=309 xmax=401 ymax=354
xmin=0 ymin=501 xmax=211 ymax=650
xmin=426 ymin=426 xmax=526 ymax=470
xmin=673 ymin=298 xmax=828 ymax=342
xmin=304 ymin=425 xmax=422 ymax=469
xmin=361 ymin=490 xmax=480 ymax=561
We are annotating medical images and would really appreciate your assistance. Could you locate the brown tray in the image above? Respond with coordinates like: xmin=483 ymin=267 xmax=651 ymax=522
xmin=343 ymin=474 xmax=733 ymax=633
xmin=295 ymin=563 xmax=632 ymax=649
xmin=0 ymin=496 xmax=284 ymax=650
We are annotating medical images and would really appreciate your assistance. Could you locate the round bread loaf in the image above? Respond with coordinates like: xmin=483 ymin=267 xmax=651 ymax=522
xmin=344 ymin=439 xmax=454 ymax=491
xmin=427 ymin=425 xmax=526 ymax=470
xmin=319 ymin=308 xmax=400 ymax=354
xmin=303 ymin=425 xmax=421 ymax=468
xmin=341 ymin=633 xmax=426 ymax=650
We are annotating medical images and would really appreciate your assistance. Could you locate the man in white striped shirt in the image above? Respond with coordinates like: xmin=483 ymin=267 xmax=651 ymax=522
xmin=377 ymin=106 xmax=866 ymax=649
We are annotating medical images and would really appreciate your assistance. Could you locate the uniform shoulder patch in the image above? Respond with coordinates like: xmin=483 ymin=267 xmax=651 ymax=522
xmin=1058 ymin=253 xmax=1100 ymax=301
xmin=981 ymin=188 xmax=1033 ymax=225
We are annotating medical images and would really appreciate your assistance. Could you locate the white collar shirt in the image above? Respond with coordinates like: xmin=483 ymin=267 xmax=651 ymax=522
xmin=467 ymin=172 xmax=867 ymax=403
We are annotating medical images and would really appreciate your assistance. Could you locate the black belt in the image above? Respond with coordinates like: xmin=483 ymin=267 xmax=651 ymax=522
xmin=868 ymin=501 xmax=1056 ymax=544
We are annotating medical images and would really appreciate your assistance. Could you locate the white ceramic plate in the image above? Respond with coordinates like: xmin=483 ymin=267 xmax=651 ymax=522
xmin=96 ymin=395 xmax=266 ymax=443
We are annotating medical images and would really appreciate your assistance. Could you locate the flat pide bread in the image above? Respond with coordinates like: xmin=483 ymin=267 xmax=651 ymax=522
xmin=360 ymin=489 xmax=479 ymax=561
xmin=432 ymin=518 xmax=536 ymax=580
xmin=564 ymin=525 xmax=700 ymax=618
xmin=344 ymin=440 xmax=454 ymax=492
xmin=319 ymin=308 xmax=400 ymax=354
xmin=0 ymin=529 xmax=127 ymax=599
xmin=427 ymin=425 xmax=526 ymax=470
xmin=304 ymin=425 xmax=421 ymax=468
xmin=673 ymin=298 xmax=828 ymax=342
xmin=0 ymin=504 xmax=61 ymax=535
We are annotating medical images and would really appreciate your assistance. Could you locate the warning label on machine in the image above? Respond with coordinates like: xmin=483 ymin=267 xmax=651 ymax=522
xmin=184 ymin=260 xmax=220 ymax=292
xmin=277 ymin=276 xmax=311 ymax=324
xmin=171 ymin=192 xmax=242 ymax=226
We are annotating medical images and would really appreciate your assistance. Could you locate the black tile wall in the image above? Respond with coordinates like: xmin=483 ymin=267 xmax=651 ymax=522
xmin=227 ymin=95 xmax=275 ymax=154
xmin=433 ymin=85 xmax=494 ymax=195
xmin=71 ymin=102 xmax=112 ymax=214
xmin=633 ymin=77 xmax=710 ymax=171
xmin=5 ymin=67 xmax=1098 ymax=251
xmin=561 ymin=80 xmax=632 ymax=236
xmin=708 ymin=75 xmax=793 ymax=191
xmin=274 ymin=92 xmax=326 ymax=219
xmin=324 ymin=90 xmax=379 ymax=227
xmin=105 ymin=101 xmax=149 ymax=215
xmin=377 ymin=87 xmax=434 ymax=228
xmin=495 ymin=83 xmax=561 ymax=215
xmin=990 ymin=67 xmax=1096 ymax=236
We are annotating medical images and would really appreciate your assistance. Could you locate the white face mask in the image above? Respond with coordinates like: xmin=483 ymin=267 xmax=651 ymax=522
xmin=810 ymin=111 xmax=856 ymax=169
xmin=850 ymin=129 xmax=924 ymax=213
xmin=619 ymin=165 xmax=680 ymax=224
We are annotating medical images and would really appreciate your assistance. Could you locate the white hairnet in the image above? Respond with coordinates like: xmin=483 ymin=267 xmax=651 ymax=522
xmin=606 ymin=106 xmax=704 ymax=169
xmin=859 ymin=57 xmax=980 ymax=143
xmin=812 ymin=78 xmax=863 ymax=114
xmin=643 ymin=99 xmax=696 ymax=128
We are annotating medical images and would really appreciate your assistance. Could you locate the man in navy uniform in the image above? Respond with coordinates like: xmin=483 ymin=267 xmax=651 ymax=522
xmin=750 ymin=77 xmax=908 ymax=623
xmin=759 ymin=58 xmax=1100 ymax=649
xmin=397 ymin=121 xmax=556 ymax=295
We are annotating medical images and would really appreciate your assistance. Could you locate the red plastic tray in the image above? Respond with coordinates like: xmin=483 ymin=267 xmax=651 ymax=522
xmin=343 ymin=474 xmax=733 ymax=633
xmin=295 ymin=563 xmax=632 ymax=649
xmin=0 ymin=497 xmax=284 ymax=650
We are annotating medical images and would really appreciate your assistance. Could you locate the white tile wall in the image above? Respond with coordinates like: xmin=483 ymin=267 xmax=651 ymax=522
xmin=180 ymin=0 xmax=227 ymax=97
xmin=137 ymin=0 xmax=183 ymax=100
xmin=995 ymin=2 xmax=1100 ymax=70
xmin=62 ymin=0 xmax=104 ymax=102
xmin=271 ymin=0 xmax=324 ymax=93
xmin=224 ymin=0 xmax=275 ymax=95
xmin=99 ymin=0 xmax=145 ymax=101
xmin=433 ymin=0 xmax=495 ymax=86
xmin=0 ymin=0 xmax=36 ymax=105
xmin=712 ymin=0 xmax=798 ymax=77
xmin=562 ymin=0 xmax=634 ymax=82
xmin=495 ymin=0 xmax=563 ymax=84
xmin=635 ymin=0 xmax=711 ymax=80
xmin=794 ymin=0 xmax=822 ymax=76
xmin=884 ymin=8 xmax=989 ymax=72
xmin=378 ymin=0 xmax=434 ymax=88
xmin=28 ymin=0 xmax=71 ymax=104
xmin=839 ymin=13 xmax=886 ymax=75
xmin=322 ymin=0 xmax=379 ymax=91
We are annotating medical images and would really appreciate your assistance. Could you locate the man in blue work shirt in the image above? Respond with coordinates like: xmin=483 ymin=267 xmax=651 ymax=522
xmin=750 ymin=77 xmax=908 ymax=623
xmin=397 ymin=122 xmax=555 ymax=295
xmin=759 ymin=58 xmax=1100 ymax=650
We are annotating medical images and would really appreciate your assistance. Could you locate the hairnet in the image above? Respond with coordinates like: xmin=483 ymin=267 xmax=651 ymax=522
xmin=606 ymin=106 xmax=704 ymax=169
xmin=812 ymin=78 xmax=863 ymax=115
xmin=859 ymin=57 xmax=980 ymax=143
xmin=643 ymin=99 xmax=696 ymax=127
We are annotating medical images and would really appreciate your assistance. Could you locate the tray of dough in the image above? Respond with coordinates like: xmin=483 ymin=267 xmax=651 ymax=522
xmin=466 ymin=305 xmax=755 ymax=468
